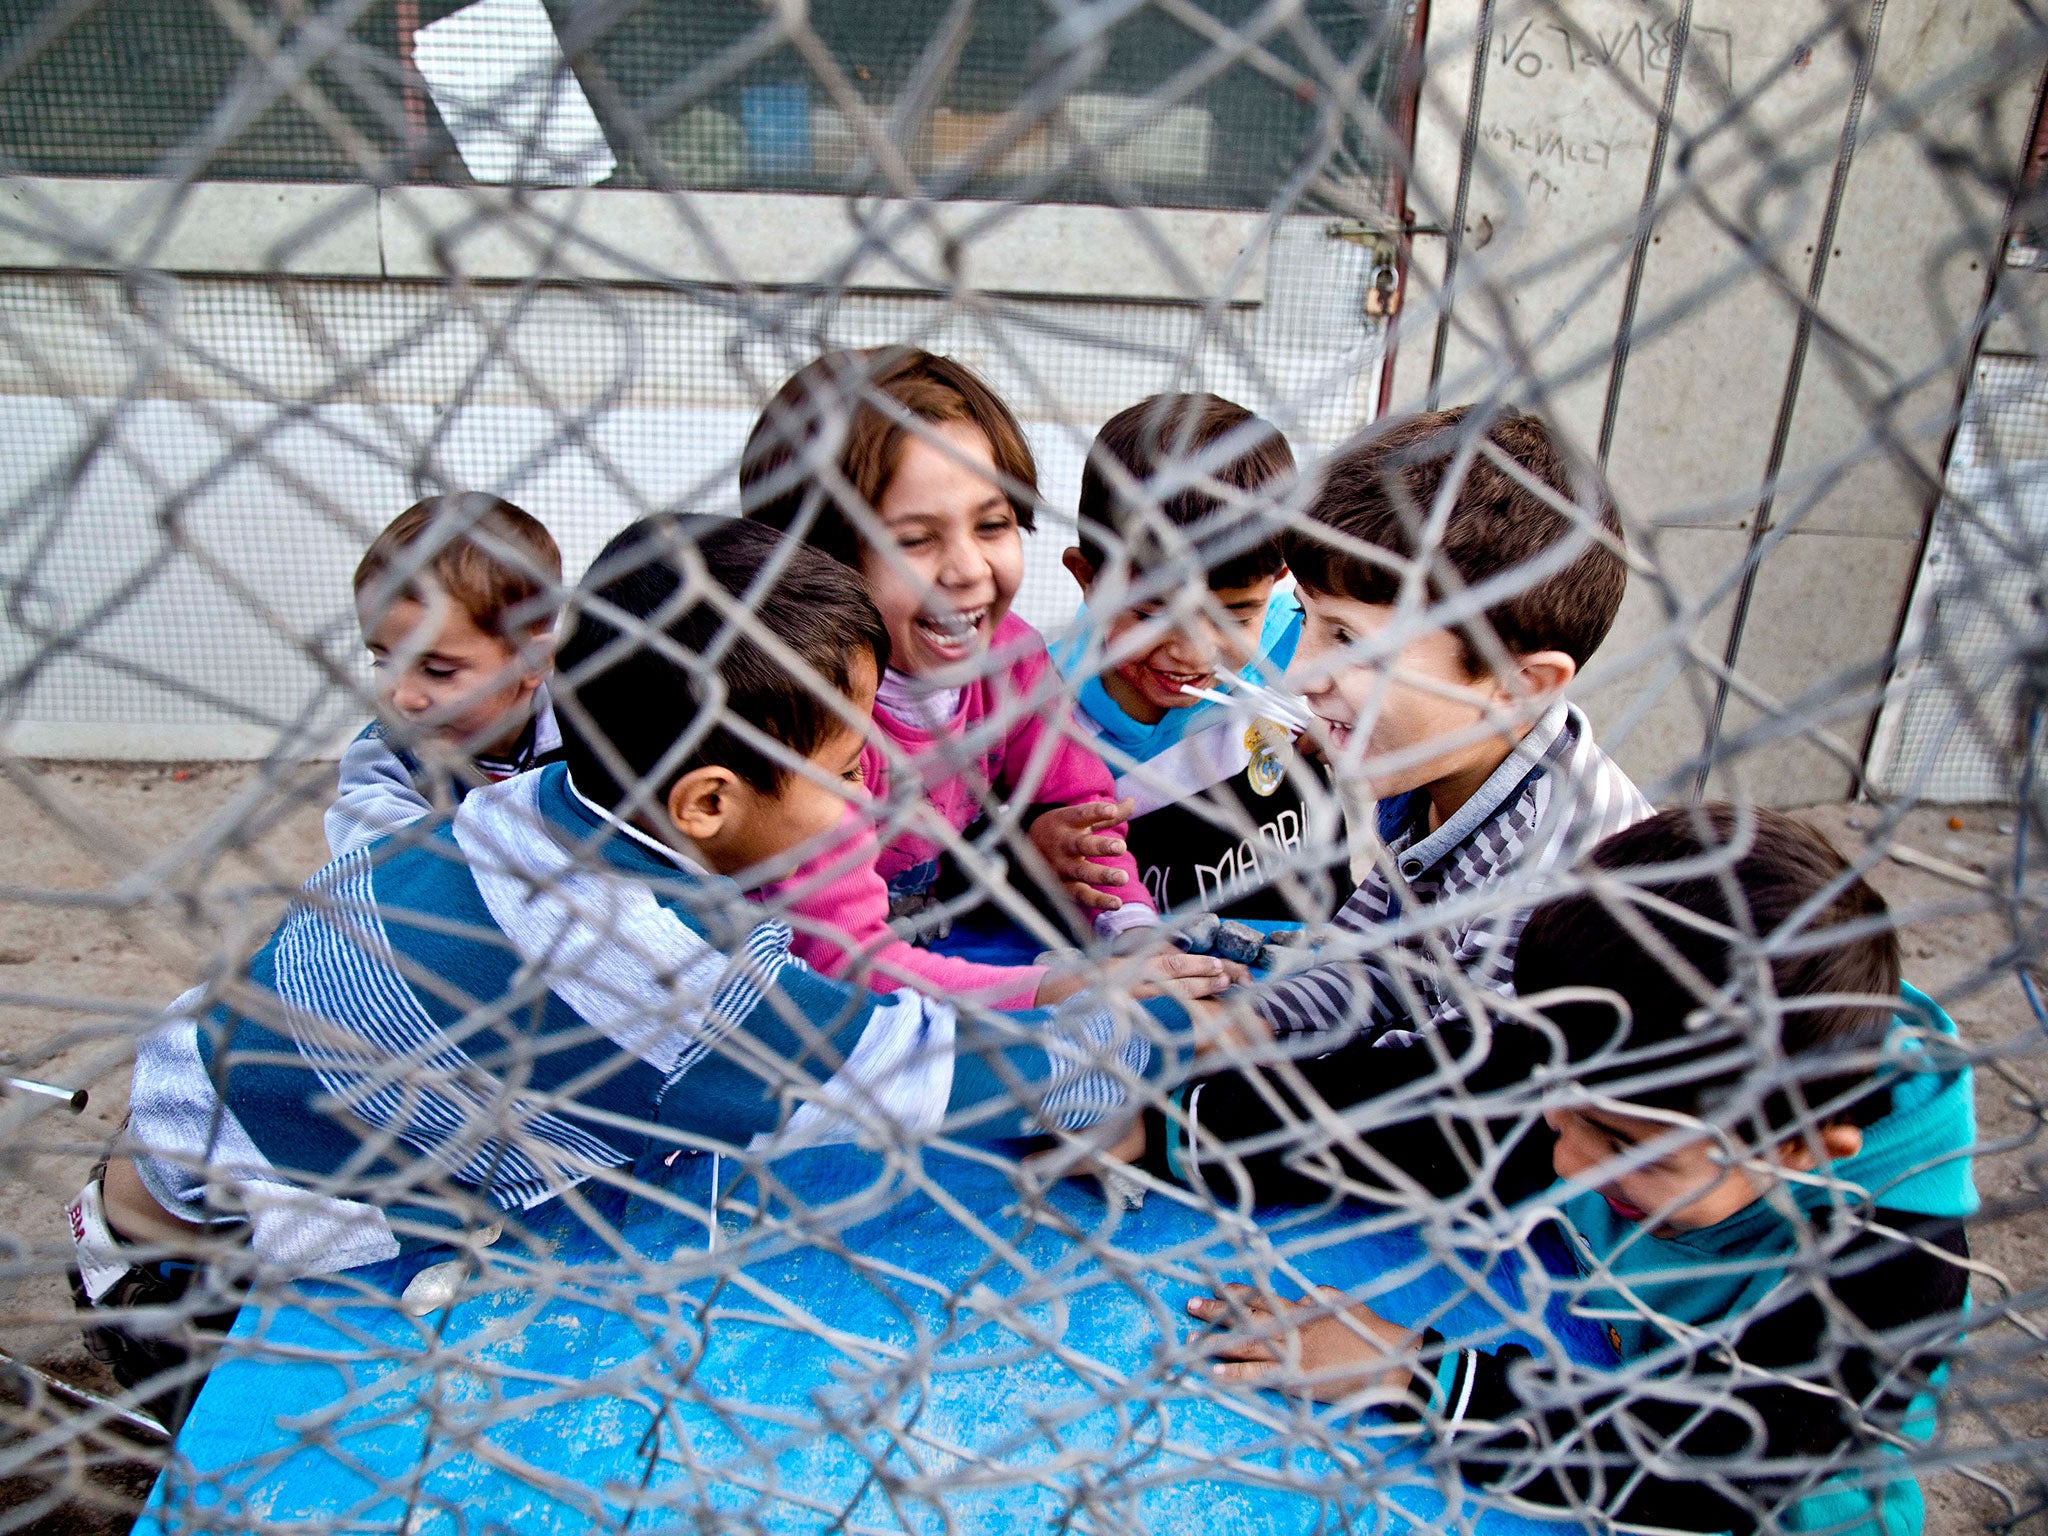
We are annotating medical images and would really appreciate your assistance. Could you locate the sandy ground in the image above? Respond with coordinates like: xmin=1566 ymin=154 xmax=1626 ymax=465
xmin=0 ymin=763 xmax=2042 ymax=1533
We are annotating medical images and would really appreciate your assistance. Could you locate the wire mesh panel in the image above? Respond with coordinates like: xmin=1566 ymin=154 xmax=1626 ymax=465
xmin=0 ymin=224 xmax=1383 ymax=756
xmin=0 ymin=3 xmax=2044 ymax=1536
xmin=1876 ymin=353 xmax=2048 ymax=803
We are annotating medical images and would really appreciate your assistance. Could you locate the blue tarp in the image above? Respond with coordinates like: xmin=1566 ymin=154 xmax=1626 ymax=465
xmin=138 ymin=1144 xmax=1599 ymax=1534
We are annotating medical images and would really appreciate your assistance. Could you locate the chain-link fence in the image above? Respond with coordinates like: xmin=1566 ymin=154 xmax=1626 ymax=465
xmin=1 ymin=1 xmax=2045 ymax=1532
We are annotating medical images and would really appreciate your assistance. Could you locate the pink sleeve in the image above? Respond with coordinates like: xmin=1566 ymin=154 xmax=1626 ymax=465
xmin=995 ymin=625 xmax=1157 ymax=915
xmin=754 ymin=807 xmax=1046 ymax=1009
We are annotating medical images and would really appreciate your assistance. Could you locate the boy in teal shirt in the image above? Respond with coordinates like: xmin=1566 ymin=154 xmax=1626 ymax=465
xmin=1176 ymin=807 xmax=1975 ymax=1534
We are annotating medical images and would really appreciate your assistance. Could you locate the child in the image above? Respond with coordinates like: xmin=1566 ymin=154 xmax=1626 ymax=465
xmin=74 ymin=517 xmax=1195 ymax=1423
xmin=1177 ymin=808 xmax=1975 ymax=1536
xmin=740 ymin=347 xmax=1162 ymax=943
xmin=1245 ymin=405 xmax=1649 ymax=1040
xmin=326 ymin=493 xmax=565 ymax=857
xmin=1055 ymin=392 xmax=1351 ymax=920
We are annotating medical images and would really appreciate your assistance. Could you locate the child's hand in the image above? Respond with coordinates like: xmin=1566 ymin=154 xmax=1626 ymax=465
xmin=1130 ymin=951 xmax=1242 ymax=1000
xmin=1030 ymin=950 xmax=1238 ymax=1007
xmin=1031 ymin=969 xmax=1089 ymax=1007
xmin=1203 ymin=1001 xmax=1271 ymax=1055
xmin=1029 ymin=800 xmax=1139 ymax=911
xmin=1101 ymin=1116 xmax=1148 ymax=1165
xmin=1188 ymin=1285 xmax=1420 ymax=1400
xmin=1182 ymin=994 xmax=1270 ymax=1056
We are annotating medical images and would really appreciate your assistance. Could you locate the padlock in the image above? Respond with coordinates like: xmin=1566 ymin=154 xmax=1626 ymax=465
xmin=1364 ymin=261 xmax=1402 ymax=318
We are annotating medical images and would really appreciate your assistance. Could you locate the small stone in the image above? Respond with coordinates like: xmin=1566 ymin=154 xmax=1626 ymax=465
xmin=1262 ymin=927 xmax=1309 ymax=948
xmin=1174 ymin=913 xmax=1221 ymax=954
xmin=0 ymin=946 xmax=34 ymax=965
xmin=398 ymin=1222 xmax=500 ymax=1316
xmin=399 ymin=1259 xmax=465 ymax=1317
xmin=885 ymin=892 xmax=952 ymax=944
xmin=1211 ymin=920 xmax=1267 ymax=967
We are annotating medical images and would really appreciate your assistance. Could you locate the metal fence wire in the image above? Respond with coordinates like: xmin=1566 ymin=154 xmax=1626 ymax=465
xmin=1 ymin=0 xmax=2046 ymax=1533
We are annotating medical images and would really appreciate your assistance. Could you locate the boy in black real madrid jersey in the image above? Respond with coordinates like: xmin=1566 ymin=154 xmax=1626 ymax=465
xmin=1053 ymin=394 xmax=1353 ymax=922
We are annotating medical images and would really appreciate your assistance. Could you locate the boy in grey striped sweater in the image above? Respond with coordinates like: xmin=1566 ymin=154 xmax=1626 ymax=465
xmin=1240 ymin=405 xmax=1648 ymax=1051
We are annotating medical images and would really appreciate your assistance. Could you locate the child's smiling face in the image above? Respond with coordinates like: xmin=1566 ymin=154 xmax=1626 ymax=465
xmin=1065 ymin=564 xmax=1277 ymax=725
xmin=1284 ymin=588 xmax=1508 ymax=799
xmin=860 ymin=419 xmax=1025 ymax=676
xmin=1545 ymin=1103 xmax=1863 ymax=1233
xmin=362 ymin=594 xmax=547 ymax=757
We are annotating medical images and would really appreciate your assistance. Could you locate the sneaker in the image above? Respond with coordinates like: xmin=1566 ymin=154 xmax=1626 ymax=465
xmin=65 ymin=1180 xmax=241 ymax=1434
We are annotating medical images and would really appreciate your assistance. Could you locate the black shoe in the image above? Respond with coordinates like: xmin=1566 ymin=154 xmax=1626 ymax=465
xmin=69 ymin=1259 xmax=239 ymax=1435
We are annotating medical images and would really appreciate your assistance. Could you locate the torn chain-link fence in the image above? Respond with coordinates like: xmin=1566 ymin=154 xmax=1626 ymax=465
xmin=1 ymin=1 xmax=2046 ymax=1533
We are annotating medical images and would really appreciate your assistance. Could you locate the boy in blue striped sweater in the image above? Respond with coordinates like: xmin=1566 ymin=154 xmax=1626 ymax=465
xmin=75 ymin=517 xmax=1192 ymax=1426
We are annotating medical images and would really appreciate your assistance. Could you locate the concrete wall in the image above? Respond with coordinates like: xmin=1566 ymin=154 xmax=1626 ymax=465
xmin=1387 ymin=0 xmax=2040 ymax=804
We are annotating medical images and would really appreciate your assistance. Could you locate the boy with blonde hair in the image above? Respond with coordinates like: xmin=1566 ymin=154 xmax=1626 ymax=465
xmin=327 ymin=492 xmax=564 ymax=855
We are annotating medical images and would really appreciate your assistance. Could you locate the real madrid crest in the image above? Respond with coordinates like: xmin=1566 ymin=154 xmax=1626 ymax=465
xmin=1244 ymin=719 xmax=1285 ymax=797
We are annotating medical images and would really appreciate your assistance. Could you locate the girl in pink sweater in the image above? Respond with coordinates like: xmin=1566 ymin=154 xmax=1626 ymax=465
xmin=745 ymin=349 xmax=1221 ymax=1007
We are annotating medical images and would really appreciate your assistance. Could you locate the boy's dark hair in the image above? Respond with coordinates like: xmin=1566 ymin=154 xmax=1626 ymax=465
xmin=354 ymin=493 xmax=563 ymax=639
xmin=740 ymin=348 xmax=1038 ymax=568
xmin=1283 ymin=406 xmax=1624 ymax=671
xmin=1515 ymin=805 xmax=1901 ymax=1133
xmin=1076 ymin=394 xmax=1296 ymax=590
xmin=553 ymin=516 xmax=889 ymax=810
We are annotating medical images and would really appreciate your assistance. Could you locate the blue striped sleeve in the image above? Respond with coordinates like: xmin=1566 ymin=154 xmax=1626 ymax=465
xmin=946 ymin=994 xmax=1190 ymax=1140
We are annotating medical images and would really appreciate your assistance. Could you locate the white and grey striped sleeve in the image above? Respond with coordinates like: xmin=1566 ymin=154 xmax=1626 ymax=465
xmin=325 ymin=726 xmax=432 ymax=857
xmin=1253 ymin=955 xmax=1399 ymax=1038
xmin=1249 ymin=708 xmax=1649 ymax=1043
